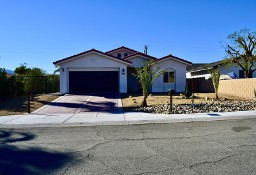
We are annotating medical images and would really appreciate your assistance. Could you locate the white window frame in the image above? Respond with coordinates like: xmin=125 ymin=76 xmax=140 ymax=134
xmin=163 ymin=68 xmax=175 ymax=84
xmin=117 ymin=53 xmax=122 ymax=58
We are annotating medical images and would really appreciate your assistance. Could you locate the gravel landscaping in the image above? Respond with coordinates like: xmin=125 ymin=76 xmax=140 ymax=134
xmin=124 ymin=100 xmax=256 ymax=114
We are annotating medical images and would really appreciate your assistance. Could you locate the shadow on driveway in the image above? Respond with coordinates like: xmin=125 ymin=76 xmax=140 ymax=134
xmin=81 ymin=101 xmax=118 ymax=112
xmin=36 ymin=93 xmax=120 ymax=114
xmin=0 ymin=130 xmax=75 ymax=175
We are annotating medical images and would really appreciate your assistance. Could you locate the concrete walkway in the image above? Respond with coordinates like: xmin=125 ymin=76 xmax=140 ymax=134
xmin=1 ymin=110 xmax=256 ymax=128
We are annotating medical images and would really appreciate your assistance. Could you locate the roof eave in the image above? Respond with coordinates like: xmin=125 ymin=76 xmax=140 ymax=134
xmin=53 ymin=50 xmax=132 ymax=66
xmin=157 ymin=56 xmax=192 ymax=65
xmin=106 ymin=46 xmax=138 ymax=54
xmin=124 ymin=53 xmax=157 ymax=60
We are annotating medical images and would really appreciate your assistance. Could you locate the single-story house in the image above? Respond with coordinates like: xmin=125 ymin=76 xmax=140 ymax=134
xmin=53 ymin=46 xmax=192 ymax=94
xmin=186 ymin=60 xmax=256 ymax=80
xmin=186 ymin=60 xmax=256 ymax=93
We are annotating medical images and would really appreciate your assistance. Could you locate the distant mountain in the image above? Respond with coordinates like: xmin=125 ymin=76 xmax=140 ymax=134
xmin=5 ymin=69 xmax=15 ymax=75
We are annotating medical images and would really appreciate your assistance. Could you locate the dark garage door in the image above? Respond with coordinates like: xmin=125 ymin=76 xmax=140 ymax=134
xmin=69 ymin=71 xmax=119 ymax=93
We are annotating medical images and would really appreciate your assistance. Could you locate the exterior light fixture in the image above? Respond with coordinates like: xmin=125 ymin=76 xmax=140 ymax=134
xmin=121 ymin=68 xmax=125 ymax=75
xmin=61 ymin=68 xmax=64 ymax=72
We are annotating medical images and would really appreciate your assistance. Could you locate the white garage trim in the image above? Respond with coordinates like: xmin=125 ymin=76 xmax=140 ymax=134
xmin=68 ymin=67 xmax=119 ymax=71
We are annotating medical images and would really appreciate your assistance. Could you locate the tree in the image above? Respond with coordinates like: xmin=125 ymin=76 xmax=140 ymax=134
xmin=134 ymin=60 xmax=165 ymax=106
xmin=53 ymin=66 xmax=60 ymax=74
xmin=14 ymin=63 xmax=30 ymax=75
xmin=0 ymin=68 xmax=6 ymax=76
xmin=0 ymin=68 xmax=9 ymax=99
xmin=14 ymin=64 xmax=45 ymax=76
xmin=14 ymin=64 xmax=46 ymax=94
xmin=224 ymin=29 xmax=256 ymax=78
xmin=205 ymin=66 xmax=220 ymax=100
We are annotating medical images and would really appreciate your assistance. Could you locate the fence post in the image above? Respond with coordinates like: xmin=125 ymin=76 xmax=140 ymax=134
xmin=27 ymin=93 xmax=30 ymax=113
xmin=168 ymin=89 xmax=173 ymax=113
xmin=45 ymin=76 xmax=48 ymax=94
xmin=191 ymin=78 xmax=194 ymax=113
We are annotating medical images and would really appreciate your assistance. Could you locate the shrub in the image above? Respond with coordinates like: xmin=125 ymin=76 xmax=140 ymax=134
xmin=0 ymin=68 xmax=9 ymax=100
xmin=184 ymin=86 xmax=192 ymax=99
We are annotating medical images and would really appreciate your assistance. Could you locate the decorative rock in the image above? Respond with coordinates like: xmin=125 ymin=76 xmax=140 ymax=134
xmin=125 ymin=100 xmax=256 ymax=114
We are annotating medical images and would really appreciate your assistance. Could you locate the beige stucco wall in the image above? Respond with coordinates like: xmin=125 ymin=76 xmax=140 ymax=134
xmin=127 ymin=56 xmax=148 ymax=67
xmin=218 ymin=78 xmax=256 ymax=100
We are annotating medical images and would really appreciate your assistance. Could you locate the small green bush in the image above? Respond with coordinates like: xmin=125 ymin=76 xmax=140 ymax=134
xmin=184 ymin=86 xmax=192 ymax=99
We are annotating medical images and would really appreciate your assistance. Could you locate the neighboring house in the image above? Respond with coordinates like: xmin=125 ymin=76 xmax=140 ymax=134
xmin=53 ymin=46 xmax=192 ymax=94
xmin=186 ymin=60 xmax=256 ymax=80
xmin=186 ymin=60 xmax=256 ymax=93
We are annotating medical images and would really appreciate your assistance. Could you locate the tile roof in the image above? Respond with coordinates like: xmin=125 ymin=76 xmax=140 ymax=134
xmin=157 ymin=54 xmax=192 ymax=65
xmin=124 ymin=52 xmax=157 ymax=60
xmin=186 ymin=63 xmax=206 ymax=71
xmin=106 ymin=46 xmax=138 ymax=54
xmin=53 ymin=49 xmax=132 ymax=65
xmin=53 ymin=46 xmax=192 ymax=66
xmin=188 ymin=60 xmax=225 ymax=72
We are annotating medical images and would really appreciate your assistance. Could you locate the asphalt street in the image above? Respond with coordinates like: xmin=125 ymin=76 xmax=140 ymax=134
xmin=1 ymin=118 xmax=256 ymax=175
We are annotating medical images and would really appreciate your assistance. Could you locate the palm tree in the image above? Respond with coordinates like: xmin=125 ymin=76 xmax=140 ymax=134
xmin=134 ymin=60 xmax=165 ymax=106
xmin=205 ymin=66 xmax=220 ymax=100
xmin=54 ymin=66 xmax=60 ymax=74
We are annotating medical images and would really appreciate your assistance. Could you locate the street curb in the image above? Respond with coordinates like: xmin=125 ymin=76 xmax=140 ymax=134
xmin=1 ymin=112 xmax=256 ymax=129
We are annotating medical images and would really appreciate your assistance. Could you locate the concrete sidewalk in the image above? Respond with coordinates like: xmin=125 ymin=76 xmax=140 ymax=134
xmin=1 ymin=110 xmax=256 ymax=128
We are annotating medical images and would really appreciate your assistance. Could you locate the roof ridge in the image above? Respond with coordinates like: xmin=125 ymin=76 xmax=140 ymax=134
xmin=124 ymin=52 xmax=157 ymax=60
xmin=53 ymin=48 xmax=132 ymax=65
xmin=106 ymin=46 xmax=139 ymax=54
xmin=158 ymin=54 xmax=192 ymax=65
xmin=188 ymin=59 xmax=226 ymax=72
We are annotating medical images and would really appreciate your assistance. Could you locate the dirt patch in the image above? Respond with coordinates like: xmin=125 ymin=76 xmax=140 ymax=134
xmin=0 ymin=94 xmax=60 ymax=116
xmin=232 ymin=126 xmax=252 ymax=132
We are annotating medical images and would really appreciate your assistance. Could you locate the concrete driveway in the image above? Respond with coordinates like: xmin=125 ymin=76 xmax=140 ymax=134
xmin=34 ymin=93 xmax=122 ymax=114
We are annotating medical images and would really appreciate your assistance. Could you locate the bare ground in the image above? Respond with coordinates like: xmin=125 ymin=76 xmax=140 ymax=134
xmin=122 ymin=93 xmax=248 ymax=108
xmin=0 ymin=94 xmax=60 ymax=116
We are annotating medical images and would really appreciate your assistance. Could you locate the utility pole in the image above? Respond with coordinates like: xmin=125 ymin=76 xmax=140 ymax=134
xmin=144 ymin=45 xmax=148 ymax=55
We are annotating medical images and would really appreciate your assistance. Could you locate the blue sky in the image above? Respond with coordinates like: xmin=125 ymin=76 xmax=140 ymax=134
xmin=0 ymin=0 xmax=255 ymax=73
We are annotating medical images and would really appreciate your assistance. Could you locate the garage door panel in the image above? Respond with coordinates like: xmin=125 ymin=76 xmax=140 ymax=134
xmin=69 ymin=71 xmax=119 ymax=93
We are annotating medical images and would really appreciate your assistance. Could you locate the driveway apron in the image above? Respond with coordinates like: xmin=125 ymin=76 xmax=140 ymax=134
xmin=35 ymin=93 xmax=119 ymax=114
xmin=81 ymin=93 xmax=118 ymax=113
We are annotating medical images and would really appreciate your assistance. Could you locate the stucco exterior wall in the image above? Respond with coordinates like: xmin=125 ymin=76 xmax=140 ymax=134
xmin=152 ymin=59 xmax=187 ymax=92
xmin=58 ymin=53 xmax=128 ymax=94
xmin=218 ymin=78 xmax=256 ymax=100
xmin=127 ymin=56 xmax=148 ymax=67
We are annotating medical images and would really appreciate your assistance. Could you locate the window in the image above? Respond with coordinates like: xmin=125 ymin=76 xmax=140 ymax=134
xmin=163 ymin=71 xmax=175 ymax=83
xmin=239 ymin=70 xmax=245 ymax=78
xmin=124 ymin=53 xmax=128 ymax=57
xmin=117 ymin=53 xmax=121 ymax=58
